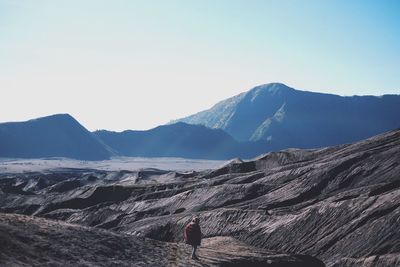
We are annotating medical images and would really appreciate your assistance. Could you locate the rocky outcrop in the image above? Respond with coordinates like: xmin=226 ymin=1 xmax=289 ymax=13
xmin=1 ymin=129 xmax=400 ymax=266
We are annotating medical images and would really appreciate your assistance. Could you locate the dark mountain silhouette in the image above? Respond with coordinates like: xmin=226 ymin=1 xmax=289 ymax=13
xmin=0 ymin=114 xmax=112 ymax=160
xmin=94 ymin=122 xmax=268 ymax=160
xmin=172 ymin=83 xmax=400 ymax=149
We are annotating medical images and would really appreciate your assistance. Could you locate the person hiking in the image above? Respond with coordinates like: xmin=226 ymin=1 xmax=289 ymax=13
xmin=184 ymin=216 xmax=202 ymax=260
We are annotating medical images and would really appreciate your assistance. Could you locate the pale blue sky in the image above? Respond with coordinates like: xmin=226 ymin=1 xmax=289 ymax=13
xmin=1 ymin=0 xmax=399 ymax=130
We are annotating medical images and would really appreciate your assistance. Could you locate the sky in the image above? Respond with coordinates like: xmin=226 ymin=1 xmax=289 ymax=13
xmin=1 ymin=0 xmax=399 ymax=131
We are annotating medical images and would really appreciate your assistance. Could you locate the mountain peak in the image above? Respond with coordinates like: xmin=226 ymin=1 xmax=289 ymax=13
xmin=33 ymin=113 xmax=76 ymax=122
xmin=247 ymin=83 xmax=294 ymax=98
xmin=257 ymin=82 xmax=291 ymax=89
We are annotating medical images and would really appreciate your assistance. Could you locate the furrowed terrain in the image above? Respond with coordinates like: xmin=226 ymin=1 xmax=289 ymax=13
xmin=1 ymin=129 xmax=400 ymax=266
xmin=0 ymin=213 xmax=319 ymax=267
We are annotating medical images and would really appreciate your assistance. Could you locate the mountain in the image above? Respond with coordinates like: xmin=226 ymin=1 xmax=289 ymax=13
xmin=3 ymin=82 xmax=400 ymax=162
xmin=0 ymin=114 xmax=112 ymax=160
xmin=172 ymin=83 xmax=400 ymax=149
xmin=1 ymin=130 xmax=399 ymax=266
xmin=94 ymin=122 xmax=267 ymax=160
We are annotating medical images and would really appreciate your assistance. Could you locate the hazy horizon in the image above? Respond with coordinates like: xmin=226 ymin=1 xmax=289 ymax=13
xmin=1 ymin=0 xmax=399 ymax=131
xmin=1 ymin=82 xmax=400 ymax=132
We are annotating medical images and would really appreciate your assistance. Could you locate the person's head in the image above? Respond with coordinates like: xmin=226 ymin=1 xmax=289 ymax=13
xmin=192 ymin=216 xmax=200 ymax=224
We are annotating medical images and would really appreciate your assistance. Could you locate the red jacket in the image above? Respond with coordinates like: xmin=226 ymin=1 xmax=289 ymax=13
xmin=184 ymin=222 xmax=202 ymax=246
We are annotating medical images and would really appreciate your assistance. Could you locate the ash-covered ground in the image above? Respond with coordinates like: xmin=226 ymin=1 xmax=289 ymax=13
xmin=1 ymin=130 xmax=400 ymax=266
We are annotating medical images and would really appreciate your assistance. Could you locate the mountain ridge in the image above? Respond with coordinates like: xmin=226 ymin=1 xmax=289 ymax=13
xmin=1 ymin=83 xmax=399 ymax=161
xmin=94 ymin=122 xmax=268 ymax=160
xmin=172 ymin=83 xmax=400 ymax=148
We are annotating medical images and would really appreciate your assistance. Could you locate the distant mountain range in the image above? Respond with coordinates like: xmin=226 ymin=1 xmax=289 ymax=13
xmin=172 ymin=83 xmax=400 ymax=148
xmin=94 ymin=123 xmax=267 ymax=160
xmin=0 ymin=114 xmax=266 ymax=160
xmin=0 ymin=83 xmax=399 ymax=160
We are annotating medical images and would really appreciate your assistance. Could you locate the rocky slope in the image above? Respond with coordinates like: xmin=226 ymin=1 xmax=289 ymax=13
xmin=1 ymin=129 xmax=400 ymax=266
xmin=172 ymin=83 xmax=400 ymax=148
xmin=0 ymin=213 xmax=322 ymax=266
